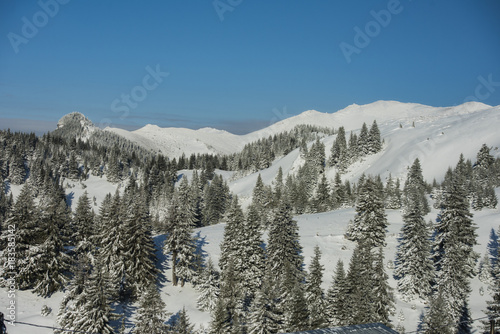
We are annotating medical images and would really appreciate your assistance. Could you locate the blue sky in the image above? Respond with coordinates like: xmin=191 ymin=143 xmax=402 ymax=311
xmin=1 ymin=0 xmax=499 ymax=134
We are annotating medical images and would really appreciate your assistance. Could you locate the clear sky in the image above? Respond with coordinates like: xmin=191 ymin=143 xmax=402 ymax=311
xmin=1 ymin=0 xmax=499 ymax=134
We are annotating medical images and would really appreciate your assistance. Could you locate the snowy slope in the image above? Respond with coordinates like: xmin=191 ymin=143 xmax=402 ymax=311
xmin=104 ymin=100 xmax=494 ymax=159
xmin=4 ymin=100 xmax=500 ymax=333
xmin=5 ymin=193 xmax=500 ymax=333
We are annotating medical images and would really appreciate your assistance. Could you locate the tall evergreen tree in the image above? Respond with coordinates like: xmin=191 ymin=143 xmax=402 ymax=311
xmin=171 ymin=307 xmax=195 ymax=334
xmin=164 ymin=189 xmax=196 ymax=287
xmin=326 ymin=260 xmax=347 ymax=326
xmin=267 ymin=201 xmax=304 ymax=288
xmin=368 ymin=120 xmax=382 ymax=153
xmin=197 ymin=258 xmax=220 ymax=312
xmin=372 ymin=247 xmax=395 ymax=327
xmin=394 ymin=163 xmax=434 ymax=301
xmin=134 ymin=283 xmax=169 ymax=334
xmin=305 ymin=245 xmax=327 ymax=329
xmin=403 ymin=158 xmax=429 ymax=215
xmin=433 ymin=156 xmax=478 ymax=324
xmin=348 ymin=177 xmax=388 ymax=249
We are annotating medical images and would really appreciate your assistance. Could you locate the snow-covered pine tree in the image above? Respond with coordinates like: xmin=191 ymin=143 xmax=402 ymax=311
xmin=218 ymin=195 xmax=245 ymax=274
xmin=421 ymin=287 xmax=454 ymax=334
xmin=121 ymin=186 xmax=158 ymax=296
xmin=211 ymin=258 xmax=243 ymax=334
xmin=343 ymin=242 xmax=375 ymax=326
xmin=56 ymin=252 xmax=92 ymax=333
xmin=394 ymin=165 xmax=434 ymax=301
xmin=326 ymin=260 xmax=347 ymax=326
xmin=134 ymin=283 xmax=169 ymax=334
xmin=403 ymin=158 xmax=429 ymax=215
xmin=1 ymin=184 xmax=41 ymax=288
xmin=372 ymin=247 xmax=395 ymax=327
xmin=368 ymin=120 xmax=382 ymax=154
xmin=171 ymin=307 xmax=195 ymax=334
xmin=357 ymin=122 xmax=370 ymax=156
xmin=98 ymin=190 xmax=127 ymax=298
xmin=312 ymin=173 xmax=331 ymax=213
xmin=329 ymin=126 xmax=348 ymax=171
xmin=32 ymin=196 xmax=71 ymax=297
xmin=252 ymin=174 xmax=268 ymax=219
xmin=247 ymin=273 xmax=281 ymax=334
xmin=72 ymin=191 xmax=95 ymax=255
xmin=484 ymin=239 xmax=500 ymax=331
xmin=238 ymin=204 xmax=265 ymax=303
xmin=433 ymin=155 xmax=478 ymax=324
xmin=305 ymin=245 xmax=327 ymax=330
xmin=197 ymin=257 xmax=220 ymax=312
xmin=70 ymin=257 xmax=117 ymax=334
xmin=266 ymin=200 xmax=304 ymax=288
xmin=164 ymin=187 xmax=196 ymax=287
xmin=349 ymin=176 xmax=388 ymax=249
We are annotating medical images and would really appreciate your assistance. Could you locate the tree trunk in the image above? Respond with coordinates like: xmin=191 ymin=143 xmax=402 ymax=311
xmin=172 ymin=251 xmax=178 ymax=286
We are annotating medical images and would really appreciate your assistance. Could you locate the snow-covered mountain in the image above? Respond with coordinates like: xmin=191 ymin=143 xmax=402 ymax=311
xmin=105 ymin=100 xmax=498 ymax=163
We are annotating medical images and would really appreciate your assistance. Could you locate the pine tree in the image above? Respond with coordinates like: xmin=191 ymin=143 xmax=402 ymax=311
xmin=372 ymin=247 xmax=395 ymax=327
xmin=98 ymin=191 xmax=127 ymax=298
xmin=343 ymin=242 xmax=375 ymax=325
xmin=305 ymin=245 xmax=327 ymax=329
xmin=358 ymin=122 xmax=370 ymax=156
xmin=267 ymin=201 xmax=304 ymax=288
xmin=238 ymin=204 xmax=265 ymax=303
xmin=394 ymin=166 xmax=434 ymax=301
xmin=484 ymin=241 xmax=500 ymax=331
xmin=312 ymin=173 xmax=331 ymax=213
xmin=172 ymin=307 xmax=195 ymax=334
xmin=134 ymin=283 xmax=169 ymax=334
xmin=70 ymin=258 xmax=117 ymax=334
xmin=197 ymin=258 xmax=220 ymax=312
xmin=421 ymin=287 xmax=454 ymax=334
xmin=329 ymin=126 xmax=348 ymax=171
xmin=247 ymin=274 xmax=281 ymax=334
xmin=349 ymin=177 xmax=388 ymax=249
xmin=368 ymin=120 xmax=382 ymax=153
xmin=403 ymin=158 xmax=429 ymax=215
xmin=1 ymin=184 xmax=41 ymax=288
xmin=326 ymin=260 xmax=347 ymax=326
xmin=72 ymin=191 xmax=95 ymax=255
xmin=32 ymin=196 xmax=71 ymax=297
xmin=433 ymin=156 xmax=478 ymax=323
xmin=252 ymin=174 xmax=269 ymax=221
xmin=164 ymin=178 xmax=197 ymax=287
xmin=122 ymin=187 xmax=158 ymax=296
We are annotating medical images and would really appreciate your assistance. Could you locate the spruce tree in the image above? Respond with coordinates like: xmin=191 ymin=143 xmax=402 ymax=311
xmin=32 ymin=196 xmax=71 ymax=297
xmin=72 ymin=191 xmax=95 ymax=255
xmin=1 ymin=184 xmax=40 ymax=288
xmin=433 ymin=156 xmax=478 ymax=323
xmin=349 ymin=177 xmax=388 ymax=249
xmin=368 ymin=120 xmax=382 ymax=153
xmin=372 ymin=247 xmax=395 ymax=327
xmin=71 ymin=258 xmax=117 ymax=334
xmin=267 ymin=201 xmax=304 ymax=288
xmin=326 ymin=260 xmax=347 ymax=326
xmin=403 ymin=158 xmax=429 ymax=215
xmin=247 ymin=275 xmax=281 ymax=334
xmin=394 ymin=165 xmax=434 ymax=301
xmin=305 ymin=245 xmax=327 ymax=329
xmin=196 ymin=258 xmax=220 ymax=312
xmin=171 ymin=307 xmax=195 ymax=334
xmin=421 ymin=287 xmax=454 ymax=334
xmin=134 ymin=283 xmax=169 ymax=334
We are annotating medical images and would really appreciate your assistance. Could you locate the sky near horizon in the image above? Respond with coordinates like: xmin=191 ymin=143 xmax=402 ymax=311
xmin=1 ymin=0 xmax=499 ymax=135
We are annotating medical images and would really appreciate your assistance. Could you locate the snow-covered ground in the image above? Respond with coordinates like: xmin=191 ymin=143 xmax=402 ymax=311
xmin=3 ymin=100 xmax=500 ymax=333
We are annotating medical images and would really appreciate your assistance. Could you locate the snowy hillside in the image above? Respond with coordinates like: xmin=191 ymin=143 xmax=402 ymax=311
xmin=104 ymin=100 xmax=496 ymax=160
xmin=3 ymin=100 xmax=500 ymax=334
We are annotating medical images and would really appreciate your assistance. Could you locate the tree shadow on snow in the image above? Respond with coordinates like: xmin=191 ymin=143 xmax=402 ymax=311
xmin=154 ymin=234 xmax=170 ymax=287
